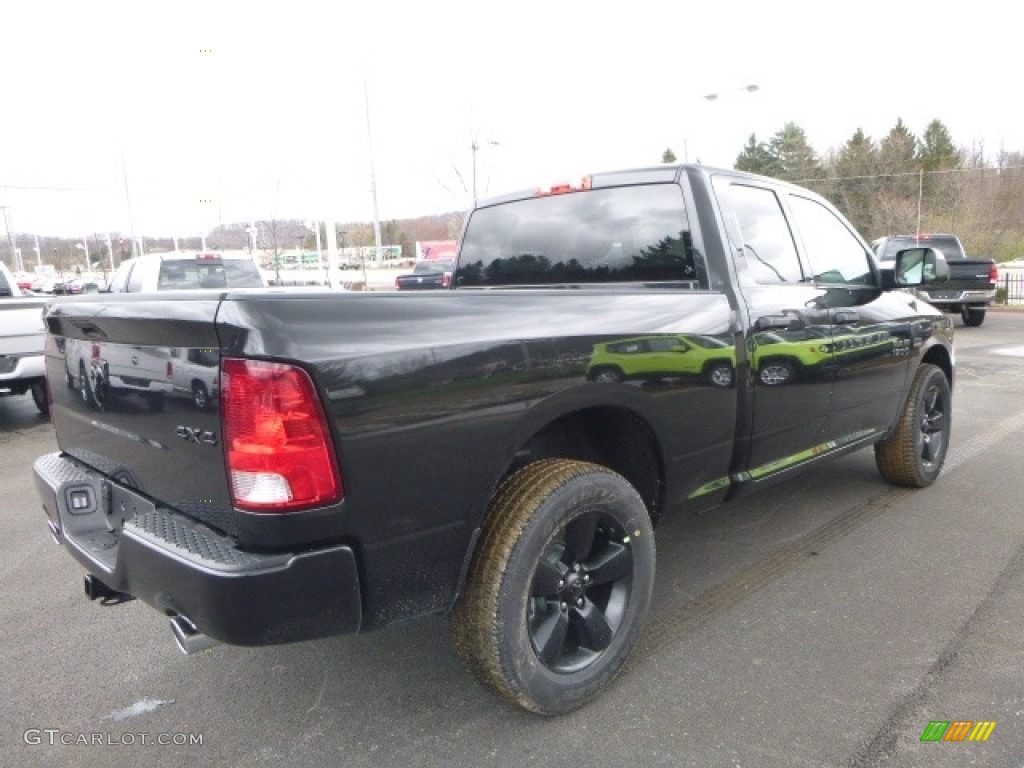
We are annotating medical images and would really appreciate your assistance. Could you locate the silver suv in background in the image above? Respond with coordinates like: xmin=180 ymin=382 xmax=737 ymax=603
xmin=106 ymin=252 xmax=266 ymax=293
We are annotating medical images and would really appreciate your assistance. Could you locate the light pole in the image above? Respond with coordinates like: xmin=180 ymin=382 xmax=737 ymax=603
xmin=471 ymin=138 xmax=499 ymax=207
xmin=684 ymin=84 xmax=760 ymax=163
xmin=702 ymin=83 xmax=759 ymax=102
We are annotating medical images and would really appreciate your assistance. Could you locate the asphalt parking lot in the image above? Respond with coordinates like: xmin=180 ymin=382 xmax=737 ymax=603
xmin=3 ymin=310 xmax=1024 ymax=767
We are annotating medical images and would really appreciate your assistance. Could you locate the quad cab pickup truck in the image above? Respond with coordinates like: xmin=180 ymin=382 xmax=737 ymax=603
xmin=873 ymin=233 xmax=998 ymax=326
xmin=34 ymin=164 xmax=954 ymax=715
xmin=0 ymin=260 xmax=48 ymax=414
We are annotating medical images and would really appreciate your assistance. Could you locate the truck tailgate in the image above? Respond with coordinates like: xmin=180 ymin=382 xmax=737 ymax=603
xmin=43 ymin=294 xmax=236 ymax=534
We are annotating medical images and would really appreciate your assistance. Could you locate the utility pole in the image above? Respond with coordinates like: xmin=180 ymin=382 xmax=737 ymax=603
xmin=364 ymin=80 xmax=383 ymax=265
xmin=471 ymin=138 xmax=499 ymax=207
xmin=121 ymin=148 xmax=138 ymax=259
xmin=1 ymin=206 xmax=18 ymax=271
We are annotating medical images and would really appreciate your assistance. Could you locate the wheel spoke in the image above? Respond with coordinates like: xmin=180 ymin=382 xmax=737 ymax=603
xmin=923 ymin=414 xmax=945 ymax=434
xmin=564 ymin=514 xmax=598 ymax=562
xmin=584 ymin=542 xmax=632 ymax=586
xmin=574 ymin=600 xmax=613 ymax=651
xmin=533 ymin=607 xmax=570 ymax=664
xmin=921 ymin=432 xmax=944 ymax=464
xmin=531 ymin=559 xmax=566 ymax=597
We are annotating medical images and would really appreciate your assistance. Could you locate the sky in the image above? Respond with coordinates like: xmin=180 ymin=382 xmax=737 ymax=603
xmin=1 ymin=0 xmax=1020 ymax=242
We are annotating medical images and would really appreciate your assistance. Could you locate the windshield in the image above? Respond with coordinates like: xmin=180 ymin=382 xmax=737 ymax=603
xmin=456 ymin=184 xmax=702 ymax=287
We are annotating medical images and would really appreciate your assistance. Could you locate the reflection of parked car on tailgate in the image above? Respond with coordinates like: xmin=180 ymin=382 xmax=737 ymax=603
xmin=587 ymin=334 xmax=735 ymax=387
xmin=169 ymin=347 xmax=219 ymax=409
xmin=65 ymin=338 xmax=172 ymax=412
xmin=106 ymin=252 xmax=265 ymax=293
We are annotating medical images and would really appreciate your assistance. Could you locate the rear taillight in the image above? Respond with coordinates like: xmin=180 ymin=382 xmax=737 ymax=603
xmin=221 ymin=358 xmax=342 ymax=512
xmin=442 ymin=272 xmax=452 ymax=288
xmin=989 ymin=263 xmax=999 ymax=286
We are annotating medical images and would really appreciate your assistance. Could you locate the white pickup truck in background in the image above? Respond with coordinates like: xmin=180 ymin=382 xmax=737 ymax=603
xmin=0 ymin=260 xmax=48 ymax=414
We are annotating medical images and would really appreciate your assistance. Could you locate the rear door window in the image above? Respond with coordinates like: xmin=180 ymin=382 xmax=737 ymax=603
xmin=714 ymin=181 xmax=804 ymax=284
xmin=456 ymin=183 xmax=704 ymax=287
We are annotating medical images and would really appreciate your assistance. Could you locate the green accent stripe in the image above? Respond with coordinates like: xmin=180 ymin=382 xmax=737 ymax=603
xmin=747 ymin=429 xmax=882 ymax=480
xmin=688 ymin=476 xmax=732 ymax=499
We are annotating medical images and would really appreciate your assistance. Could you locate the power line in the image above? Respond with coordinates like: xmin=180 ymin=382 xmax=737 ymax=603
xmin=795 ymin=163 xmax=1024 ymax=185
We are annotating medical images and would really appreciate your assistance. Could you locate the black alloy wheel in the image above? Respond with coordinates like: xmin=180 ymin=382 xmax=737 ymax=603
xmin=875 ymin=363 xmax=950 ymax=487
xmin=451 ymin=459 xmax=655 ymax=715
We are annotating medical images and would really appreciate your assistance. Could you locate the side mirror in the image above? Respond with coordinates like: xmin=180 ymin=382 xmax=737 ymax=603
xmin=893 ymin=247 xmax=949 ymax=287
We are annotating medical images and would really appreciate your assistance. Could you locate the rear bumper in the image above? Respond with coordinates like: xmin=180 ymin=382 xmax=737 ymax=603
xmin=917 ymin=287 xmax=995 ymax=306
xmin=0 ymin=353 xmax=44 ymax=391
xmin=34 ymin=452 xmax=363 ymax=645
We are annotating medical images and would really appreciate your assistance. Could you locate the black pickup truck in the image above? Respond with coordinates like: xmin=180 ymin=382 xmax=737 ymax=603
xmin=873 ymin=233 xmax=998 ymax=326
xmin=33 ymin=164 xmax=954 ymax=715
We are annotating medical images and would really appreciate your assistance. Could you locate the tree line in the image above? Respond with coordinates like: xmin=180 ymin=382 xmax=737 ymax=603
xmin=668 ymin=119 xmax=1024 ymax=262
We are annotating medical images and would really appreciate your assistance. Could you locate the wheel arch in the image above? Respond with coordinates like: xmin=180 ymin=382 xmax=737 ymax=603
xmin=449 ymin=390 xmax=667 ymax=612
xmin=920 ymin=340 xmax=954 ymax=390
xmin=503 ymin=401 xmax=665 ymax=523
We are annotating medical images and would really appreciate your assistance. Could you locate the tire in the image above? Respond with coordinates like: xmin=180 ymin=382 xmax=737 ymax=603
xmin=79 ymin=362 xmax=98 ymax=408
xmin=589 ymin=367 xmax=624 ymax=384
xmin=874 ymin=363 xmax=950 ymax=487
xmin=961 ymin=306 xmax=985 ymax=327
xmin=30 ymin=380 xmax=49 ymax=415
xmin=758 ymin=360 xmax=795 ymax=386
xmin=192 ymin=381 xmax=210 ymax=410
xmin=705 ymin=362 xmax=734 ymax=388
xmin=451 ymin=459 xmax=655 ymax=715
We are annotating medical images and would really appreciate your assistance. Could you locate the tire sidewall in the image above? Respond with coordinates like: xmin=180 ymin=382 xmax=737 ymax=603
xmin=493 ymin=471 xmax=654 ymax=714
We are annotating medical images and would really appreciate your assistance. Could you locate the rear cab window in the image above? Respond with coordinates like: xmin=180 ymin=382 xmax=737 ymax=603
xmin=158 ymin=258 xmax=264 ymax=290
xmin=455 ymin=183 xmax=706 ymax=288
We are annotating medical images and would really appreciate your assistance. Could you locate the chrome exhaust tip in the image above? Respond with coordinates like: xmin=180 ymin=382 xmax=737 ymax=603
xmin=170 ymin=615 xmax=220 ymax=655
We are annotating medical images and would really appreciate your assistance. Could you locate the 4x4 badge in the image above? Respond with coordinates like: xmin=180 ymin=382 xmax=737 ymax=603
xmin=175 ymin=426 xmax=218 ymax=446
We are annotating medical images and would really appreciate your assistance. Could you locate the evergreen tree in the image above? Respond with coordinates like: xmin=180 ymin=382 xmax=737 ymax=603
xmin=832 ymin=128 xmax=880 ymax=236
xmin=661 ymin=148 xmax=677 ymax=164
xmin=919 ymin=119 xmax=960 ymax=173
xmin=768 ymin=122 xmax=823 ymax=182
xmin=876 ymin=119 xmax=922 ymax=230
xmin=878 ymin=118 xmax=919 ymax=173
xmin=918 ymin=119 xmax=962 ymax=222
xmin=734 ymin=134 xmax=780 ymax=176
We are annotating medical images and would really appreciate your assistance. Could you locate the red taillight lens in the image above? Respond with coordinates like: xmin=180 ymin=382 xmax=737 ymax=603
xmin=221 ymin=358 xmax=342 ymax=512
xmin=989 ymin=263 xmax=999 ymax=285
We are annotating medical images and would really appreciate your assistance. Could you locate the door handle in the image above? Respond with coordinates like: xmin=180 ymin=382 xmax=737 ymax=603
xmin=834 ymin=310 xmax=859 ymax=325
